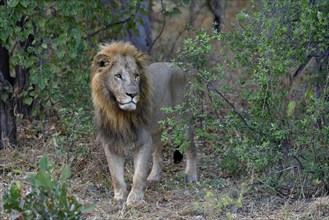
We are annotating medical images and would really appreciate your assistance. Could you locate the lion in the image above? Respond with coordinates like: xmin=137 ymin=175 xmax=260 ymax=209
xmin=91 ymin=42 xmax=197 ymax=206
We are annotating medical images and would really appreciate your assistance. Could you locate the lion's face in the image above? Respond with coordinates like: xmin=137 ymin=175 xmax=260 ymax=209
xmin=91 ymin=42 xmax=150 ymax=130
xmin=105 ymin=55 xmax=141 ymax=111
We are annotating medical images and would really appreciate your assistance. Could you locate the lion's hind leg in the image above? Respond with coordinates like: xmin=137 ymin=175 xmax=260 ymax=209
xmin=184 ymin=126 xmax=198 ymax=183
xmin=147 ymin=132 xmax=163 ymax=182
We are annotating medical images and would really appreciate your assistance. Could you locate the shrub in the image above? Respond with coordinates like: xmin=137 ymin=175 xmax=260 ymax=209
xmin=168 ymin=0 xmax=329 ymax=196
xmin=3 ymin=156 xmax=83 ymax=219
xmin=0 ymin=1 xmax=144 ymax=115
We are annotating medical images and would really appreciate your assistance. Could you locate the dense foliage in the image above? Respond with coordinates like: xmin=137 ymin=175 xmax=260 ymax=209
xmin=168 ymin=0 xmax=329 ymax=196
xmin=0 ymin=1 xmax=145 ymax=217
xmin=3 ymin=156 xmax=84 ymax=219
xmin=0 ymin=0 xmax=144 ymax=116
xmin=228 ymin=0 xmax=329 ymax=193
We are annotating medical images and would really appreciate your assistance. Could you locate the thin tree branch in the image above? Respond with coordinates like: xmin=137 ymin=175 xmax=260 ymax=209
xmin=293 ymin=56 xmax=312 ymax=79
xmin=207 ymin=82 xmax=257 ymax=133
xmin=85 ymin=18 xmax=131 ymax=39
xmin=204 ymin=79 xmax=275 ymax=141
xmin=148 ymin=0 xmax=165 ymax=54
xmin=85 ymin=3 xmax=142 ymax=39
xmin=167 ymin=2 xmax=208 ymax=58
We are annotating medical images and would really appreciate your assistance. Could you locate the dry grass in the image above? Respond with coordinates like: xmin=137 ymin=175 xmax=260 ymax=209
xmin=1 ymin=119 xmax=328 ymax=220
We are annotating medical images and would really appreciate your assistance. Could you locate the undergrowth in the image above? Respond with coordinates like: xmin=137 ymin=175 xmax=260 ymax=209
xmin=3 ymin=156 xmax=86 ymax=219
xmin=162 ymin=0 xmax=329 ymax=201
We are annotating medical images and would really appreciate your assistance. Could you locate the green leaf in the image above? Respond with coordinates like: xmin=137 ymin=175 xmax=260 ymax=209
xmin=12 ymin=169 xmax=22 ymax=174
xmin=1 ymin=93 xmax=8 ymax=102
xmin=29 ymin=90 xmax=36 ymax=97
xmin=287 ymin=101 xmax=296 ymax=117
xmin=183 ymin=0 xmax=190 ymax=5
xmin=305 ymin=90 xmax=313 ymax=99
xmin=3 ymin=181 xmax=22 ymax=213
xmin=8 ymin=0 xmax=19 ymax=7
xmin=25 ymin=173 xmax=36 ymax=185
xmin=60 ymin=165 xmax=71 ymax=182
xmin=38 ymin=155 xmax=49 ymax=171
xmin=41 ymin=42 xmax=48 ymax=49
xmin=35 ymin=170 xmax=54 ymax=190
xmin=20 ymin=0 xmax=29 ymax=8
xmin=23 ymin=97 xmax=33 ymax=105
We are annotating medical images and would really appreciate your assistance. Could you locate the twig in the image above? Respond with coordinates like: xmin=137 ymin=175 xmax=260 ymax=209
xmin=85 ymin=3 xmax=142 ymax=39
xmin=167 ymin=2 xmax=208 ymax=58
xmin=148 ymin=0 xmax=166 ymax=54
xmin=85 ymin=18 xmax=131 ymax=39
xmin=293 ymin=56 xmax=312 ymax=79
xmin=206 ymin=82 xmax=258 ymax=133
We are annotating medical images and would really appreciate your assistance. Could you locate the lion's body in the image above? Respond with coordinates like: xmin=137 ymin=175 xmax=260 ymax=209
xmin=91 ymin=42 xmax=197 ymax=205
xmin=148 ymin=63 xmax=186 ymax=131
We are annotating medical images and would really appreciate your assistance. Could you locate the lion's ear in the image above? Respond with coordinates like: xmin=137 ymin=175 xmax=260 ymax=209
xmin=94 ymin=53 xmax=111 ymax=68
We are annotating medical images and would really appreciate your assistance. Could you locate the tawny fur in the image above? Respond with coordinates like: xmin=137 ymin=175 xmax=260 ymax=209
xmin=91 ymin=42 xmax=151 ymax=153
xmin=90 ymin=42 xmax=198 ymax=205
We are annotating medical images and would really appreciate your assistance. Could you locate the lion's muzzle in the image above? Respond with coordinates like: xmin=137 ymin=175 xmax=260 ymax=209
xmin=118 ymin=92 xmax=140 ymax=111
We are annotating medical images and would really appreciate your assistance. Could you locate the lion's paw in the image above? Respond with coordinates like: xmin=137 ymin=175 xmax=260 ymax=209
xmin=126 ymin=190 xmax=145 ymax=206
xmin=147 ymin=174 xmax=161 ymax=182
xmin=125 ymin=198 xmax=147 ymax=208
xmin=184 ymin=174 xmax=198 ymax=183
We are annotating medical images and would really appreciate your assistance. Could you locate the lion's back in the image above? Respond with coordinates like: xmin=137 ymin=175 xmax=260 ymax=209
xmin=148 ymin=62 xmax=187 ymax=131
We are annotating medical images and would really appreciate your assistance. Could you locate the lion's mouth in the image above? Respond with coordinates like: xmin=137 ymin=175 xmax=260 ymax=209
xmin=118 ymin=100 xmax=137 ymax=111
xmin=118 ymin=101 xmax=137 ymax=105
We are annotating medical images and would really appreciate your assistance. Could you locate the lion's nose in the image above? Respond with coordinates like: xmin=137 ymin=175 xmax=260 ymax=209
xmin=126 ymin=93 xmax=138 ymax=98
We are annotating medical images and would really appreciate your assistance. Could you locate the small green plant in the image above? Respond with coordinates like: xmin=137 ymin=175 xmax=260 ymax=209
xmin=53 ymin=107 xmax=94 ymax=158
xmin=3 ymin=156 xmax=83 ymax=219
xmin=193 ymin=186 xmax=244 ymax=219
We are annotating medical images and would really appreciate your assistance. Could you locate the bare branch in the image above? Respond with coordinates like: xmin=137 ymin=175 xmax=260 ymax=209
xmin=85 ymin=3 xmax=142 ymax=39
xmin=207 ymin=82 xmax=257 ymax=133
xmin=293 ymin=56 xmax=312 ymax=79
xmin=148 ymin=0 xmax=165 ymax=54
xmin=204 ymin=78 xmax=273 ymax=140
xmin=85 ymin=18 xmax=131 ymax=39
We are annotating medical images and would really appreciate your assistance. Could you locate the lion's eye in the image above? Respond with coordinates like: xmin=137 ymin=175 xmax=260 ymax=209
xmin=135 ymin=73 xmax=140 ymax=78
xmin=99 ymin=60 xmax=105 ymax=67
xmin=115 ymin=74 xmax=122 ymax=79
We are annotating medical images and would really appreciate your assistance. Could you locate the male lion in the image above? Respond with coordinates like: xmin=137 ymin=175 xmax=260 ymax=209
xmin=91 ymin=42 xmax=197 ymax=205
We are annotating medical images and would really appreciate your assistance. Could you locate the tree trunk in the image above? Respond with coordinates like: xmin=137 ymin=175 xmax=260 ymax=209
xmin=0 ymin=45 xmax=17 ymax=149
xmin=121 ymin=0 xmax=152 ymax=53
xmin=15 ymin=65 xmax=32 ymax=116
xmin=189 ymin=0 xmax=197 ymax=28
xmin=207 ymin=0 xmax=222 ymax=33
xmin=14 ymin=21 xmax=35 ymax=116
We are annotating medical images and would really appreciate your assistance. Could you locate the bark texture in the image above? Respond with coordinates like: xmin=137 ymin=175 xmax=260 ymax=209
xmin=0 ymin=45 xmax=16 ymax=149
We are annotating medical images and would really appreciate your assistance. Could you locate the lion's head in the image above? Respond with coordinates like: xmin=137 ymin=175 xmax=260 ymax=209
xmin=91 ymin=42 xmax=151 ymax=137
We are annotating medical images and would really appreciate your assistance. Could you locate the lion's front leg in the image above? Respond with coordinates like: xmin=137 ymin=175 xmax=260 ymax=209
xmin=104 ymin=145 xmax=128 ymax=204
xmin=127 ymin=130 xmax=152 ymax=206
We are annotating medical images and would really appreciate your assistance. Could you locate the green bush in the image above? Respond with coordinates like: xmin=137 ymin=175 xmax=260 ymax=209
xmin=170 ymin=0 xmax=329 ymax=196
xmin=3 ymin=156 xmax=84 ymax=219
xmin=53 ymin=107 xmax=94 ymax=158
xmin=0 ymin=0 xmax=143 ymax=115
